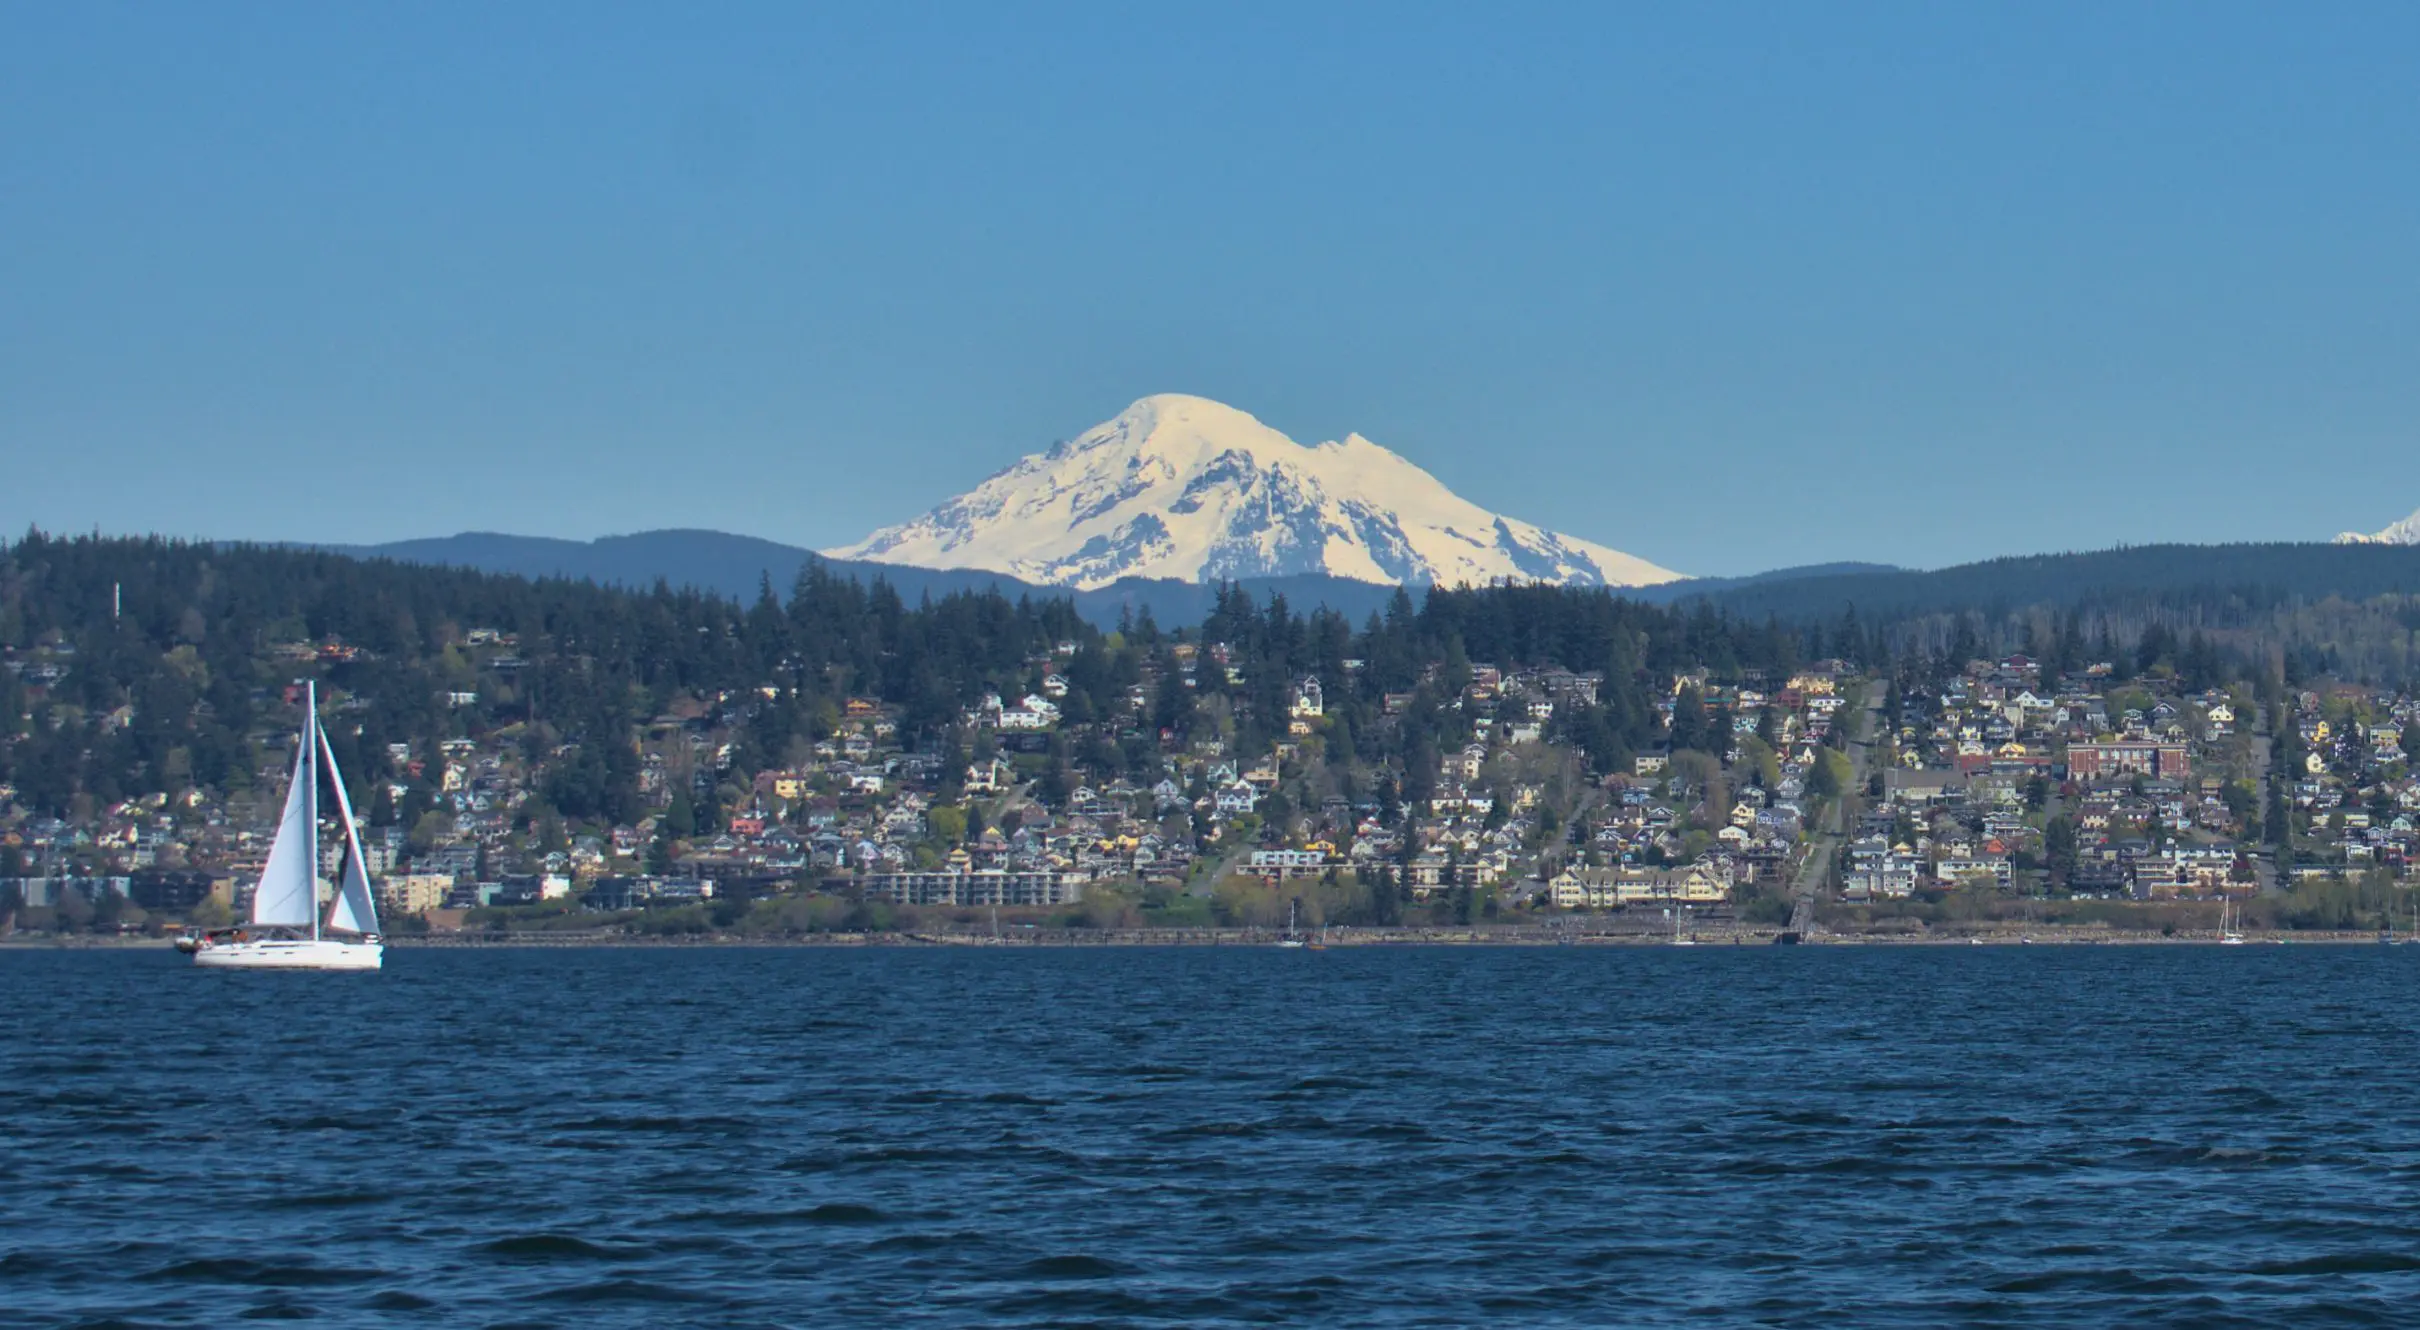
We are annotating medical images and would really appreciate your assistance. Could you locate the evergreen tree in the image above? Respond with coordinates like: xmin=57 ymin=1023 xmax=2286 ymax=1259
xmin=646 ymin=818 xmax=676 ymax=875
xmin=2267 ymin=782 xmax=2294 ymax=852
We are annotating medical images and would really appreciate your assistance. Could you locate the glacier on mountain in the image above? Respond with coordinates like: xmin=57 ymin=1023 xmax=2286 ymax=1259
xmin=2337 ymin=507 xmax=2420 ymax=546
xmin=825 ymin=394 xmax=1682 ymax=591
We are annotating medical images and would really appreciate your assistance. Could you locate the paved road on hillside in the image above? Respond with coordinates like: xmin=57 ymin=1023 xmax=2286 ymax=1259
xmin=1789 ymin=685 xmax=1887 ymax=933
xmin=2249 ymin=706 xmax=2282 ymax=895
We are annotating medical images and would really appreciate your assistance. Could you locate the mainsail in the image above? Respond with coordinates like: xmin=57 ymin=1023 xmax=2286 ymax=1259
xmin=317 ymin=723 xmax=381 ymax=936
xmin=250 ymin=703 xmax=320 ymax=929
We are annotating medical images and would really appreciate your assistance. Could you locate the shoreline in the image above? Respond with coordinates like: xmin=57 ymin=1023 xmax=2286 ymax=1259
xmin=9 ymin=928 xmax=2412 ymax=949
xmin=386 ymin=929 xmax=2420 ymax=948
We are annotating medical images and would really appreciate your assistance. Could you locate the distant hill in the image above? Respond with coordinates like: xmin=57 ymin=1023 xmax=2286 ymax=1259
xmin=324 ymin=530 xmax=2420 ymax=630
xmin=332 ymin=530 xmax=1853 ymax=625
xmin=1623 ymin=562 xmax=1902 ymax=605
xmin=1684 ymin=543 xmax=2420 ymax=621
xmin=322 ymin=530 xmax=1412 ymax=627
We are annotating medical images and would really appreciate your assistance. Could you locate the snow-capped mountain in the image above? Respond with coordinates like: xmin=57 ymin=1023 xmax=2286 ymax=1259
xmin=825 ymin=394 xmax=1684 ymax=591
xmin=2336 ymin=507 xmax=2420 ymax=545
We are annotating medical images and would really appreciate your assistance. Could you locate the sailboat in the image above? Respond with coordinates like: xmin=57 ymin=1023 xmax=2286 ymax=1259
xmin=1669 ymin=905 xmax=1696 ymax=946
xmin=2218 ymin=894 xmax=2246 ymax=946
xmin=1275 ymin=898 xmax=1307 ymax=948
xmin=190 ymin=682 xmax=383 ymax=970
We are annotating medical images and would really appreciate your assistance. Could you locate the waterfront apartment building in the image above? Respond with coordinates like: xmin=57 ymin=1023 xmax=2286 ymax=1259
xmin=380 ymin=872 xmax=457 ymax=916
xmin=1245 ymin=849 xmax=1331 ymax=881
xmin=1543 ymin=864 xmax=1728 ymax=909
xmin=857 ymin=869 xmax=1082 ymax=908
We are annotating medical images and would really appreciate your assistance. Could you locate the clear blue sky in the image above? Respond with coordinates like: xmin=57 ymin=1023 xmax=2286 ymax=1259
xmin=4 ymin=2 xmax=2417 ymax=577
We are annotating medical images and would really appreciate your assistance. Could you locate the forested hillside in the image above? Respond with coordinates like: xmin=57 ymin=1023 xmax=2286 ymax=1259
xmin=13 ymin=531 xmax=2420 ymax=937
xmin=0 ymin=535 xmax=1089 ymax=821
xmin=10 ymin=533 xmax=2420 ymax=828
xmin=0 ymin=535 xmax=1811 ymax=824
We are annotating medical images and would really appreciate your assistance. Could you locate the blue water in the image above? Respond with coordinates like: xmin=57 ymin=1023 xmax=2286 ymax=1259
xmin=6 ymin=946 xmax=2420 ymax=1326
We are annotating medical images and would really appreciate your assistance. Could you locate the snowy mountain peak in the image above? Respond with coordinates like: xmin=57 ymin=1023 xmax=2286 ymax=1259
xmin=825 ymin=395 xmax=1683 ymax=591
xmin=1063 ymin=394 xmax=1296 ymax=469
xmin=2337 ymin=507 xmax=2420 ymax=546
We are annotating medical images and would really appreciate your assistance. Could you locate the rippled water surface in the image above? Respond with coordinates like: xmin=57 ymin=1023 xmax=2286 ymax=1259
xmin=8 ymin=945 xmax=2420 ymax=1326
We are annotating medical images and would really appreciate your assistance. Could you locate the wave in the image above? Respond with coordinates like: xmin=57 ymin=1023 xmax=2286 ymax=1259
xmin=527 ymin=1277 xmax=730 ymax=1305
xmin=477 ymin=1234 xmax=644 ymax=1263
xmin=139 ymin=1257 xmax=383 ymax=1286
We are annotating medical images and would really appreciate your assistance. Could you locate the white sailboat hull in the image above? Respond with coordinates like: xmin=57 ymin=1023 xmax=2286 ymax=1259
xmin=192 ymin=937 xmax=383 ymax=971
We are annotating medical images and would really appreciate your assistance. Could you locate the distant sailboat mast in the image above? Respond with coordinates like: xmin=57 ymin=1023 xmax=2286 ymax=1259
xmin=307 ymin=684 xmax=320 ymax=942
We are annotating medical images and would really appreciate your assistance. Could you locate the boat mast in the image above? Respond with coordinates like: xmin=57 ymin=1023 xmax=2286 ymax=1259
xmin=306 ymin=680 xmax=320 ymax=942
